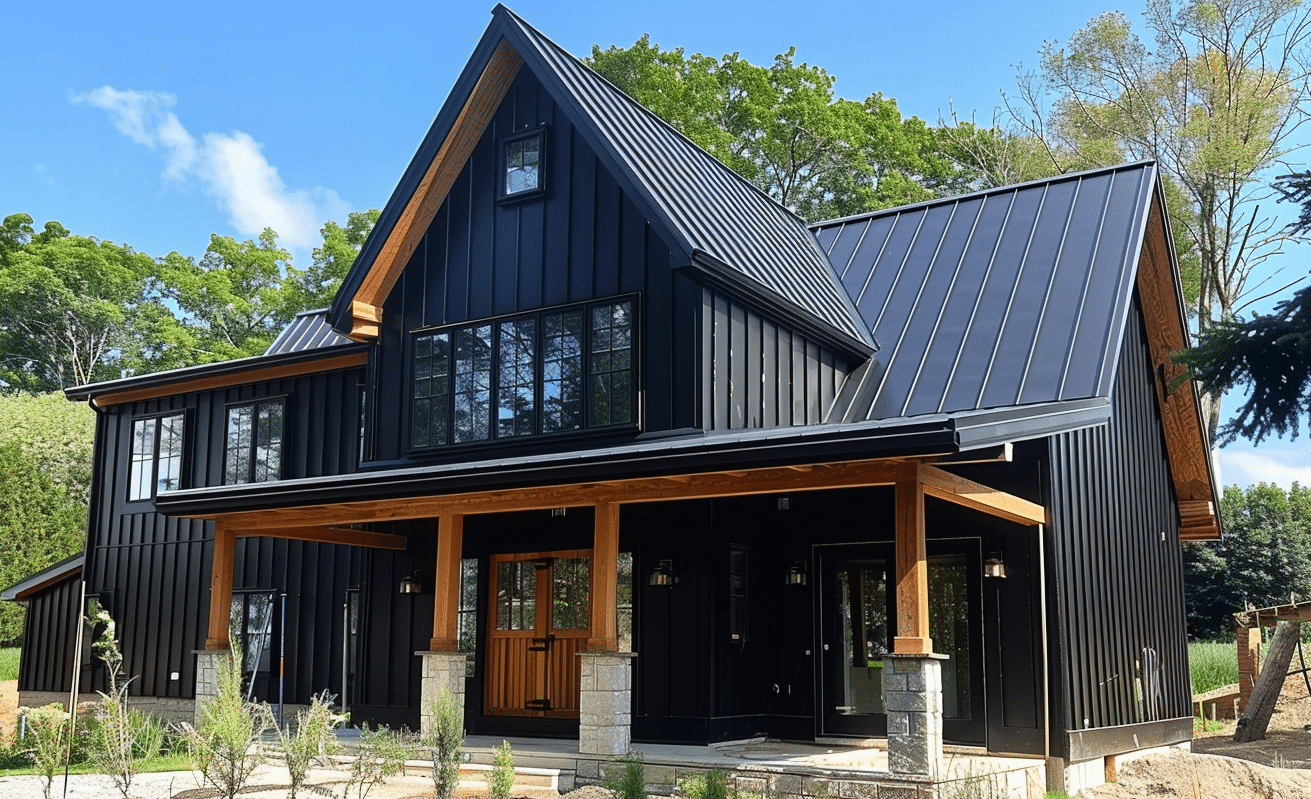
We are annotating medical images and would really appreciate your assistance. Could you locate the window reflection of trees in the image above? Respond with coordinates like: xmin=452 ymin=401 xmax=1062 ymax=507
xmin=551 ymin=557 xmax=590 ymax=630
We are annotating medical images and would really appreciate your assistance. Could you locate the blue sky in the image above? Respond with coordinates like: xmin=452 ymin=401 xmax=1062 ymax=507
xmin=2 ymin=0 xmax=1307 ymax=488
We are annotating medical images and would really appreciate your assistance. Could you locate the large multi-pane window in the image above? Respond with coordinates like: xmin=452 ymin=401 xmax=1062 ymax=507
xmin=128 ymin=413 xmax=185 ymax=500
xmin=411 ymin=298 xmax=635 ymax=449
xmin=225 ymin=399 xmax=284 ymax=484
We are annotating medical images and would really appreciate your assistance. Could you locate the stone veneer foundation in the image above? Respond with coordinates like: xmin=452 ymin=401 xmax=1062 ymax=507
xmin=416 ymin=651 xmax=470 ymax=736
xmin=578 ymin=651 xmax=636 ymax=755
xmin=883 ymin=653 xmax=947 ymax=779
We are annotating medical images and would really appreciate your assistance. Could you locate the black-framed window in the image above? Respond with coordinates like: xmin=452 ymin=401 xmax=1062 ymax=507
xmin=501 ymin=129 xmax=545 ymax=199
xmin=225 ymin=399 xmax=284 ymax=485
xmin=411 ymin=297 xmax=635 ymax=449
xmin=128 ymin=412 xmax=185 ymax=500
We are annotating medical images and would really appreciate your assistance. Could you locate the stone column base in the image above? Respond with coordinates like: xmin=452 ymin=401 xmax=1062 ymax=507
xmin=883 ymin=652 xmax=948 ymax=779
xmin=416 ymin=651 xmax=470 ymax=738
xmin=193 ymin=649 xmax=232 ymax=726
xmin=578 ymin=651 xmax=636 ymax=755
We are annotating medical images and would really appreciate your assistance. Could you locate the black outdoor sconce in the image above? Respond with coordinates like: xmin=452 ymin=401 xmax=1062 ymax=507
xmin=648 ymin=559 xmax=677 ymax=587
xmin=784 ymin=562 xmax=808 ymax=586
xmin=398 ymin=571 xmax=424 ymax=594
xmin=983 ymin=553 xmax=1007 ymax=579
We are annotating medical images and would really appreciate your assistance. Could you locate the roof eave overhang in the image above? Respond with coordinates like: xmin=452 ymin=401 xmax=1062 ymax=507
xmin=65 ymin=344 xmax=371 ymax=407
xmin=1 ymin=554 xmax=83 ymax=604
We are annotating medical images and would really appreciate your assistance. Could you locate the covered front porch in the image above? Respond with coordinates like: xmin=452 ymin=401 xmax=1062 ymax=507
xmin=185 ymin=453 xmax=1047 ymax=782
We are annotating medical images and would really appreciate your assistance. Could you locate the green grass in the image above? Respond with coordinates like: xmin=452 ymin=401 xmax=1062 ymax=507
xmin=0 ymin=750 xmax=192 ymax=777
xmin=1189 ymin=640 xmax=1239 ymax=694
xmin=0 ymin=648 xmax=18 ymax=680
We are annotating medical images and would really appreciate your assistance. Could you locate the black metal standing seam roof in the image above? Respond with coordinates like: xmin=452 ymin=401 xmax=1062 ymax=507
xmin=503 ymin=9 xmax=871 ymax=349
xmin=264 ymin=310 xmax=355 ymax=355
xmin=814 ymin=162 xmax=1158 ymax=423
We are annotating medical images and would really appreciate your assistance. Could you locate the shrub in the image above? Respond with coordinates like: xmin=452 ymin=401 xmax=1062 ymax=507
xmin=425 ymin=689 xmax=464 ymax=799
xmin=23 ymin=703 xmax=71 ymax=799
xmin=487 ymin=739 xmax=515 ymax=799
xmin=604 ymin=751 xmax=646 ymax=799
xmin=346 ymin=723 xmax=415 ymax=799
xmin=182 ymin=641 xmax=275 ymax=799
xmin=680 ymin=769 xmax=730 ymax=799
xmin=84 ymin=602 xmax=140 ymax=799
xmin=277 ymin=691 xmax=344 ymax=799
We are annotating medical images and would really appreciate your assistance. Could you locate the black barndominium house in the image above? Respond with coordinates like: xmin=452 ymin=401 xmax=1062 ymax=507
xmin=5 ymin=5 xmax=1219 ymax=795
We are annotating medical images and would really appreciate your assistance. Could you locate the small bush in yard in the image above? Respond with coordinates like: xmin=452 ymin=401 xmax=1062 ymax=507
xmin=425 ymin=688 xmax=464 ymax=799
xmin=346 ymin=723 xmax=416 ymax=799
xmin=23 ymin=703 xmax=70 ymax=799
xmin=276 ymin=690 xmax=344 ymax=799
xmin=681 ymin=769 xmax=730 ymax=799
xmin=487 ymin=739 xmax=515 ymax=799
xmin=604 ymin=751 xmax=646 ymax=799
xmin=85 ymin=602 xmax=141 ymax=799
xmin=181 ymin=638 xmax=274 ymax=799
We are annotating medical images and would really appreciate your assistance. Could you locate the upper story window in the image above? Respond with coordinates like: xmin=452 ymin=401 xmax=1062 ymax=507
xmin=501 ymin=129 xmax=545 ymax=200
xmin=411 ymin=298 xmax=635 ymax=449
xmin=128 ymin=413 xmax=185 ymax=500
xmin=225 ymin=399 xmax=284 ymax=485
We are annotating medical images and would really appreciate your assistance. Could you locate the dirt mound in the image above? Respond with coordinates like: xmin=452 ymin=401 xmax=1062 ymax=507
xmin=0 ymin=680 xmax=16 ymax=740
xmin=1084 ymin=751 xmax=1311 ymax=798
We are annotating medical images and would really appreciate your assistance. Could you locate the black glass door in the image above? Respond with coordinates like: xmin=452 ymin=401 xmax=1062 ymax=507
xmin=818 ymin=541 xmax=985 ymax=744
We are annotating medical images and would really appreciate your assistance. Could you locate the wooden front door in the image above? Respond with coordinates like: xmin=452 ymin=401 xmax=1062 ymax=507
xmin=485 ymin=550 xmax=591 ymax=717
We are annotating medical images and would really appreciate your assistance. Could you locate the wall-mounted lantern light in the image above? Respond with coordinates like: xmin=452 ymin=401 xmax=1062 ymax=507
xmin=983 ymin=554 xmax=1007 ymax=579
xmin=785 ymin=562 xmax=808 ymax=586
xmin=398 ymin=572 xmax=423 ymax=594
xmin=648 ymin=559 xmax=677 ymax=587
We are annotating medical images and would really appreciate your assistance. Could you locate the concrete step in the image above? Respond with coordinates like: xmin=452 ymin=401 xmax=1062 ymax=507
xmin=400 ymin=759 xmax=575 ymax=793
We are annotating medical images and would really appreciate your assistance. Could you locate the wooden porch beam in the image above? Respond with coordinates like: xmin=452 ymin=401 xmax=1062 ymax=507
xmin=919 ymin=464 xmax=1046 ymax=526
xmin=588 ymin=502 xmax=621 ymax=652
xmin=893 ymin=467 xmax=932 ymax=654
xmin=204 ymin=520 xmax=236 ymax=650
xmin=430 ymin=513 xmax=464 ymax=652
xmin=235 ymin=525 xmax=408 ymax=550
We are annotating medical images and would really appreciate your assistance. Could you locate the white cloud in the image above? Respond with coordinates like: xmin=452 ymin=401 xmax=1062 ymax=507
xmin=1215 ymin=445 xmax=1311 ymax=489
xmin=71 ymin=85 xmax=348 ymax=258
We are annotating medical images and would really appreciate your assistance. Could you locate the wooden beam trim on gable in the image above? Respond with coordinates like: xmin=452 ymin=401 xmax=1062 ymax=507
xmin=92 ymin=351 xmax=369 ymax=407
xmin=350 ymin=40 xmax=524 ymax=332
xmin=1136 ymin=197 xmax=1221 ymax=541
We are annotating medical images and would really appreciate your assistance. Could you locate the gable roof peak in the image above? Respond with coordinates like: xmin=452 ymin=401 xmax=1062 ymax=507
xmin=328 ymin=6 xmax=872 ymax=353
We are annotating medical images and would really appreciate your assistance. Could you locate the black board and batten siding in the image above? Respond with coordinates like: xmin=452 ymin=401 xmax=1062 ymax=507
xmin=368 ymin=69 xmax=713 ymax=463
xmin=1046 ymin=299 xmax=1191 ymax=759
xmin=16 ymin=573 xmax=84 ymax=693
xmin=701 ymin=288 xmax=851 ymax=431
xmin=80 ymin=366 xmax=366 ymax=702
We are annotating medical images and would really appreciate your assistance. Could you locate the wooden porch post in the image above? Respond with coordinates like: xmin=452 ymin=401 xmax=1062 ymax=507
xmin=588 ymin=502 xmax=620 ymax=652
xmin=893 ymin=466 xmax=932 ymax=655
xmin=430 ymin=513 xmax=465 ymax=652
xmin=204 ymin=520 xmax=235 ymax=650
xmin=1237 ymin=623 xmax=1262 ymax=712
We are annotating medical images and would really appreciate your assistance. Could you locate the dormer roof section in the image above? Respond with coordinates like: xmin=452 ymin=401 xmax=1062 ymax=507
xmin=327 ymin=4 xmax=872 ymax=354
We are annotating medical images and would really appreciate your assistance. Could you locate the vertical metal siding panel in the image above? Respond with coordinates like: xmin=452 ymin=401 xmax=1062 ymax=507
xmin=620 ymin=196 xmax=646 ymax=295
xmin=518 ymin=182 xmax=546 ymax=311
xmin=426 ymin=216 xmax=447 ymax=329
xmin=729 ymin=301 xmax=747 ymax=428
xmin=805 ymin=341 xmax=821 ymax=424
xmin=712 ymin=292 xmax=730 ymax=430
xmin=746 ymin=309 xmax=762 ymax=427
xmin=594 ymin=169 xmax=621 ymax=298
xmin=467 ymin=116 xmax=496 ymax=321
xmin=791 ymin=335 xmax=807 ymax=424
xmin=569 ymin=143 xmax=596 ymax=303
xmin=493 ymin=197 xmax=520 ymax=317
xmin=445 ymin=168 xmax=473 ymax=323
xmin=543 ymin=103 xmax=572 ymax=307
xmin=820 ymin=348 xmax=836 ymax=416
xmin=762 ymin=319 xmax=779 ymax=428
xmin=644 ymin=239 xmax=673 ymax=432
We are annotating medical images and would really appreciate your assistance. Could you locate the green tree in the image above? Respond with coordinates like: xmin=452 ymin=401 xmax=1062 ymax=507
xmin=589 ymin=38 xmax=952 ymax=220
xmin=1010 ymin=0 xmax=1311 ymax=438
xmin=1183 ymin=482 xmax=1311 ymax=638
xmin=291 ymin=209 xmax=380 ymax=312
xmin=0 ymin=216 xmax=157 ymax=391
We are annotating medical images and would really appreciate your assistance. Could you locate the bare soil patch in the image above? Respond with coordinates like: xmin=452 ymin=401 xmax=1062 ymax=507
xmin=1085 ymin=676 xmax=1311 ymax=798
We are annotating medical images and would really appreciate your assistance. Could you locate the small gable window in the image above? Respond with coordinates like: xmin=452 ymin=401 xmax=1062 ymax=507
xmin=411 ymin=297 xmax=635 ymax=449
xmin=128 ymin=413 xmax=185 ymax=500
xmin=225 ymin=399 xmax=284 ymax=485
xmin=501 ymin=129 xmax=545 ymax=199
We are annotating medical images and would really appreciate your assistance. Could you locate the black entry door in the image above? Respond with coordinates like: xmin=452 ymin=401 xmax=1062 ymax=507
xmin=817 ymin=540 xmax=985 ymax=744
